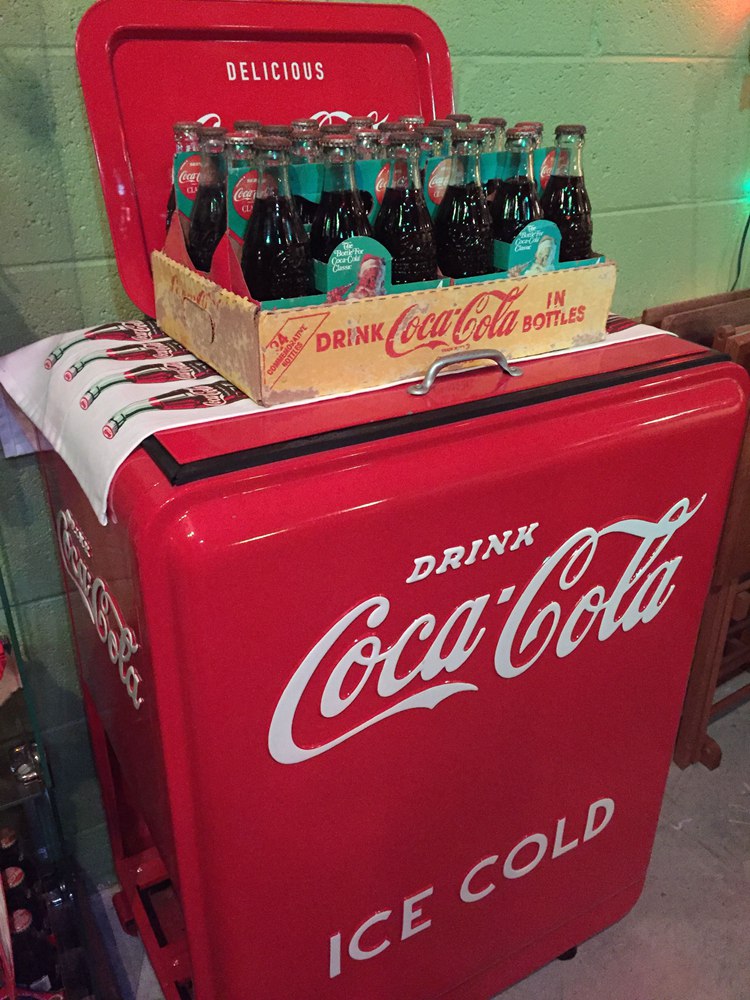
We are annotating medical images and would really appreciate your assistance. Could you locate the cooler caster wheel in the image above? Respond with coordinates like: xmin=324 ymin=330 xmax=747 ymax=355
xmin=112 ymin=889 xmax=139 ymax=937
xmin=557 ymin=946 xmax=578 ymax=961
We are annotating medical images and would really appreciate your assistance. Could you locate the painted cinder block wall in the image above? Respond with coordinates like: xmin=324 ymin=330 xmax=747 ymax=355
xmin=0 ymin=0 xmax=748 ymax=883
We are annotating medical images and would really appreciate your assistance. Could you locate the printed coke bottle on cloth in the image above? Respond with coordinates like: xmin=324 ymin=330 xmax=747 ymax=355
xmin=434 ymin=126 xmax=493 ymax=278
xmin=310 ymin=135 xmax=373 ymax=264
xmin=102 ymin=380 xmax=247 ymax=440
xmin=80 ymin=359 xmax=215 ymax=409
xmin=43 ymin=319 xmax=161 ymax=369
xmin=491 ymin=127 xmax=543 ymax=244
xmin=373 ymin=131 xmax=437 ymax=283
xmin=240 ymin=136 xmax=313 ymax=302
xmin=186 ymin=126 xmax=228 ymax=272
xmin=63 ymin=339 xmax=188 ymax=381
xmin=541 ymin=124 xmax=594 ymax=261
xmin=10 ymin=909 xmax=59 ymax=991
xmin=166 ymin=121 xmax=201 ymax=234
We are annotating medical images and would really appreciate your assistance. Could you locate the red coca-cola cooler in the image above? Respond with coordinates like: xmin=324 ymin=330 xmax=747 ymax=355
xmin=36 ymin=2 xmax=749 ymax=998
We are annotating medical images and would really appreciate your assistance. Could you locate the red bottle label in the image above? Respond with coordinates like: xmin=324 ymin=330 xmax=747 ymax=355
xmin=232 ymin=170 xmax=258 ymax=219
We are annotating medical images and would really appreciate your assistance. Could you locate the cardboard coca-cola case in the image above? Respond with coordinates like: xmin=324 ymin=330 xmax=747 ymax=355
xmin=152 ymin=232 xmax=616 ymax=405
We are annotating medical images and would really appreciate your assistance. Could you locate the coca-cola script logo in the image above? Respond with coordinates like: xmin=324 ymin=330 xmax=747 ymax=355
xmin=312 ymin=110 xmax=389 ymax=128
xmin=268 ymin=497 xmax=704 ymax=763
xmin=385 ymin=288 xmax=526 ymax=359
xmin=232 ymin=170 xmax=258 ymax=218
xmin=178 ymin=154 xmax=202 ymax=199
xmin=375 ymin=163 xmax=390 ymax=205
xmin=539 ymin=149 xmax=560 ymax=191
xmin=427 ymin=158 xmax=451 ymax=205
xmin=56 ymin=509 xmax=143 ymax=710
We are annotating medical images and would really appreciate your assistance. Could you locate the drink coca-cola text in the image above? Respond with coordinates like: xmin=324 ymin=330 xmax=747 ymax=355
xmin=269 ymin=496 xmax=704 ymax=764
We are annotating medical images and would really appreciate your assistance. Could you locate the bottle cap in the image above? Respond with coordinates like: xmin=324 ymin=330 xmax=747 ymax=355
xmin=479 ymin=117 xmax=507 ymax=128
xmin=172 ymin=121 xmax=201 ymax=134
xmin=291 ymin=118 xmax=318 ymax=128
xmin=318 ymin=134 xmax=356 ymax=147
xmin=199 ymin=126 xmax=228 ymax=137
xmin=250 ymin=135 xmax=291 ymax=150
xmin=347 ymin=117 xmax=375 ymax=128
xmin=234 ymin=120 xmax=261 ymax=131
xmin=259 ymin=124 xmax=293 ymax=136
xmin=400 ymin=115 xmax=426 ymax=125
xmin=447 ymin=113 xmax=472 ymax=123
xmin=515 ymin=121 xmax=543 ymax=131
xmin=555 ymin=123 xmax=587 ymax=136
xmin=420 ymin=126 xmax=445 ymax=139
xmin=319 ymin=123 xmax=350 ymax=134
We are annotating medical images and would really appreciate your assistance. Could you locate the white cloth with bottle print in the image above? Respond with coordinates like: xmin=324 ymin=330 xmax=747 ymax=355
xmin=0 ymin=317 xmax=667 ymax=525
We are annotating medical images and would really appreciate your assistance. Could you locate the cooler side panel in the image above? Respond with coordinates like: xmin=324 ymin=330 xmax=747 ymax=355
xmin=40 ymin=451 xmax=180 ymax=889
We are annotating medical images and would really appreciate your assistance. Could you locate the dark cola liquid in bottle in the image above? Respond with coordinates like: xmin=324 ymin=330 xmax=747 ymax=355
xmin=63 ymin=339 xmax=188 ymax=381
xmin=310 ymin=135 xmax=373 ymax=264
xmin=291 ymin=129 xmax=321 ymax=225
xmin=80 ymin=359 xmax=215 ymax=409
xmin=541 ymin=124 xmax=593 ymax=261
xmin=43 ymin=319 xmax=161 ymax=369
xmin=241 ymin=136 xmax=312 ymax=301
xmin=167 ymin=121 xmax=201 ymax=234
xmin=103 ymin=379 xmax=246 ymax=439
xmin=374 ymin=131 xmax=436 ymax=283
xmin=492 ymin=127 xmax=542 ymax=243
xmin=187 ymin=126 xmax=228 ymax=272
xmin=434 ymin=127 xmax=493 ymax=278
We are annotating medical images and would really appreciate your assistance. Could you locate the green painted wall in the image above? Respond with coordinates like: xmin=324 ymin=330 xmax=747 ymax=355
xmin=0 ymin=0 xmax=748 ymax=883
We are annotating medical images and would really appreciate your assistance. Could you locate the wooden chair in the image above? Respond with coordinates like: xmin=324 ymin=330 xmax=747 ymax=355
xmin=642 ymin=295 xmax=750 ymax=768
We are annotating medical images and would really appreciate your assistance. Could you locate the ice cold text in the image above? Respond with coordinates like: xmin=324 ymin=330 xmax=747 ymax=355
xmin=329 ymin=797 xmax=615 ymax=978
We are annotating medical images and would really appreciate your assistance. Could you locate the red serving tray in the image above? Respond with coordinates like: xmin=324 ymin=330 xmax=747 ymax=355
xmin=75 ymin=0 xmax=454 ymax=318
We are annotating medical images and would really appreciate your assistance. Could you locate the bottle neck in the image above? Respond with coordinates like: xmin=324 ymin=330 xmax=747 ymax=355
xmin=552 ymin=138 xmax=584 ymax=178
xmin=256 ymin=155 xmax=293 ymax=200
xmin=322 ymin=155 xmax=358 ymax=193
xmin=506 ymin=142 xmax=535 ymax=181
xmin=199 ymin=152 xmax=227 ymax=188
xmin=387 ymin=146 xmax=422 ymax=191
xmin=175 ymin=133 xmax=200 ymax=154
xmin=448 ymin=139 xmax=482 ymax=188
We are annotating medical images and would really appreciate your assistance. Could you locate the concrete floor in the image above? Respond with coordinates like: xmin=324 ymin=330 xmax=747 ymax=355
xmin=102 ymin=701 xmax=750 ymax=1000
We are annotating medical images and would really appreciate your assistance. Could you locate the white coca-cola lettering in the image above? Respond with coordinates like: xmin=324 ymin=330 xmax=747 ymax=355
xmin=313 ymin=110 xmax=389 ymax=128
xmin=56 ymin=509 xmax=143 ymax=710
xmin=268 ymin=497 xmax=704 ymax=764
xmin=385 ymin=288 xmax=526 ymax=359
xmin=375 ymin=163 xmax=390 ymax=205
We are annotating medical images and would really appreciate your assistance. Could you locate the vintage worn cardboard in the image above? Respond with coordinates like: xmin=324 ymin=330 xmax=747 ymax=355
xmin=152 ymin=249 xmax=616 ymax=406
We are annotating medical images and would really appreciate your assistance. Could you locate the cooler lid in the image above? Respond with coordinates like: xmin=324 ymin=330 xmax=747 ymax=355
xmin=142 ymin=336 xmax=720 ymax=485
xmin=75 ymin=0 xmax=454 ymax=318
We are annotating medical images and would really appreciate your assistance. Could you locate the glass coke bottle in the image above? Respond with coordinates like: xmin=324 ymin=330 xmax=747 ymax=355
xmin=186 ymin=126 xmax=227 ymax=272
xmin=290 ymin=128 xmax=320 ymax=225
xmin=310 ymin=135 xmax=373 ymax=263
xmin=240 ymin=136 xmax=312 ymax=301
xmin=541 ymin=124 xmax=593 ymax=261
xmin=434 ymin=126 xmax=493 ymax=277
xmin=491 ymin=127 xmax=542 ymax=244
xmin=429 ymin=120 xmax=456 ymax=157
xmin=479 ymin=116 xmax=507 ymax=200
xmin=374 ymin=130 xmax=437 ymax=284
xmin=166 ymin=121 xmax=201 ymax=234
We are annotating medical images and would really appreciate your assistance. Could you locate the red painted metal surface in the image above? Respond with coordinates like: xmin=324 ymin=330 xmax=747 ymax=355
xmin=75 ymin=0 xmax=453 ymax=317
xmin=42 ymin=350 xmax=749 ymax=999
